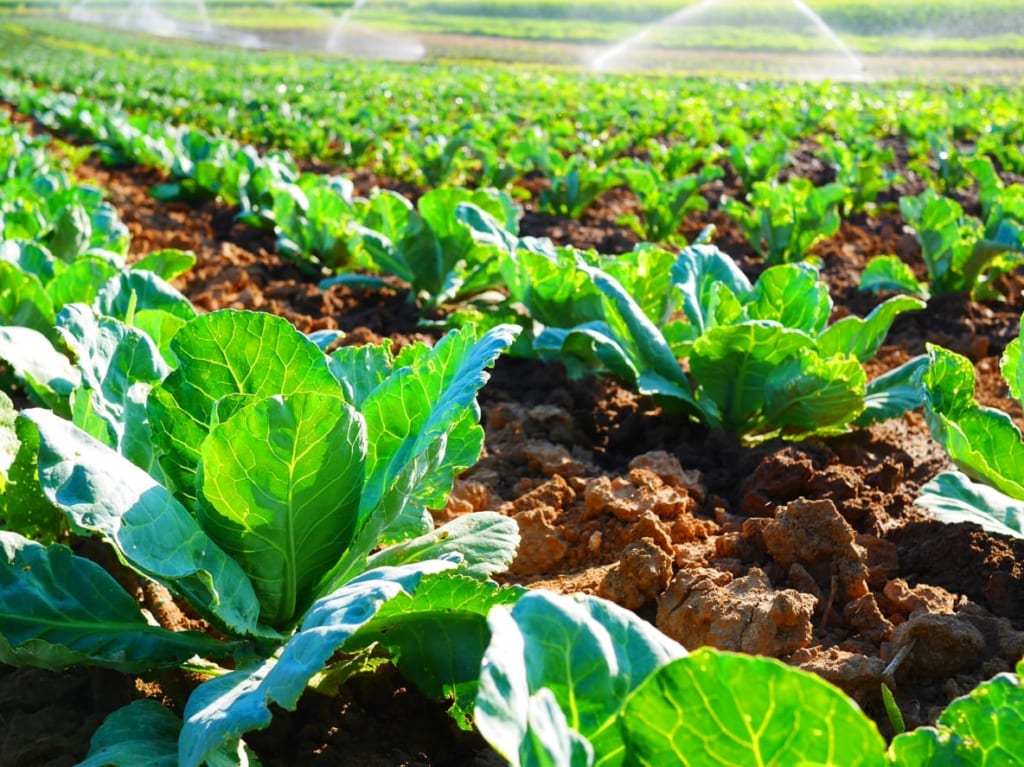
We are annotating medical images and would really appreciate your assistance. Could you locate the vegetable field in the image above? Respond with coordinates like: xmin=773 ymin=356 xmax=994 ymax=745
xmin=1 ymin=8 xmax=1024 ymax=767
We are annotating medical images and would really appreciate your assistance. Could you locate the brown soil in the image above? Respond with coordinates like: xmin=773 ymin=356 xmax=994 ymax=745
xmin=4 ymin=122 xmax=1024 ymax=765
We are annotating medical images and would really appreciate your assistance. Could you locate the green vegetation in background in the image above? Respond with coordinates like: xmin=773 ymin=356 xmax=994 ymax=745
xmin=4 ymin=0 xmax=1024 ymax=56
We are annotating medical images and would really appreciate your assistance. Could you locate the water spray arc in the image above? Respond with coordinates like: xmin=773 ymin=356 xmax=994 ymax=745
xmin=65 ymin=0 xmax=421 ymax=60
xmin=790 ymin=0 xmax=862 ymax=72
xmin=590 ymin=0 xmax=863 ymax=77
xmin=70 ymin=0 xmax=214 ymax=39
xmin=591 ymin=0 xmax=715 ymax=71
xmin=327 ymin=0 xmax=369 ymax=51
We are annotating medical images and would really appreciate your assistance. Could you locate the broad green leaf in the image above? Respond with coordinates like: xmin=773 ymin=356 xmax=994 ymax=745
xmin=916 ymin=471 xmax=1024 ymax=539
xmin=935 ymin=660 xmax=1024 ymax=762
xmin=512 ymin=247 xmax=602 ymax=327
xmin=535 ymin=323 xmax=641 ymax=383
xmin=457 ymin=201 xmax=524 ymax=255
xmin=763 ymin=350 xmax=865 ymax=439
xmin=328 ymin=341 xmax=395 ymax=408
xmin=888 ymin=728 xmax=963 ymax=766
xmin=858 ymin=355 xmax=929 ymax=426
xmin=0 ymin=532 xmax=231 ymax=672
xmin=78 ymin=701 xmax=180 ymax=767
xmin=149 ymin=310 xmax=341 ymax=503
xmin=818 ymin=295 xmax=926 ymax=362
xmin=367 ymin=511 xmax=520 ymax=578
xmin=343 ymin=571 xmax=524 ymax=730
xmin=0 ymin=261 xmax=55 ymax=338
xmin=417 ymin=188 xmax=516 ymax=300
xmin=48 ymin=202 xmax=91 ymax=262
xmin=475 ymin=591 xmax=685 ymax=767
xmin=94 ymin=270 xmax=196 ymax=325
xmin=346 ymin=324 xmax=517 ymax=560
xmin=0 ymin=241 xmax=55 ymax=283
xmin=133 ymin=248 xmax=197 ymax=281
xmin=690 ymin=322 xmax=812 ymax=434
xmin=576 ymin=260 xmax=693 ymax=404
xmin=79 ymin=700 xmax=252 ymax=767
xmin=23 ymin=408 xmax=265 ymax=638
xmin=602 ymin=245 xmax=679 ymax=326
xmin=746 ymin=263 xmax=831 ymax=335
xmin=671 ymin=244 xmax=751 ymax=336
xmin=890 ymin=660 xmax=1024 ymax=765
xmin=921 ymin=345 xmax=1024 ymax=500
xmin=199 ymin=393 xmax=366 ymax=629
xmin=395 ymin=211 xmax=445 ymax=296
xmin=859 ymin=255 xmax=927 ymax=298
xmin=56 ymin=304 xmax=169 ymax=471
xmin=1 ymin=417 xmax=65 ymax=542
xmin=45 ymin=255 xmax=119 ymax=310
xmin=1001 ymin=334 xmax=1024 ymax=404
xmin=621 ymin=648 xmax=886 ymax=767
xmin=523 ymin=688 xmax=596 ymax=767
xmin=900 ymin=190 xmax=978 ymax=294
xmin=0 ymin=325 xmax=79 ymax=414
xmin=180 ymin=559 xmax=456 ymax=767
xmin=131 ymin=308 xmax=188 ymax=366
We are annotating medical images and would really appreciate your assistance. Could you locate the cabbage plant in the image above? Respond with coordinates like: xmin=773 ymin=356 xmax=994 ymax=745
xmin=721 ymin=178 xmax=849 ymax=265
xmin=475 ymin=590 xmax=1023 ymax=766
xmin=0 ymin=310 xmax=522 ymax=765
xmin=458 ymin=211 xmax=925 ymax=443
xmin=915 ymin=322 xmax=1024 ymax=539
xmin=861 ymin=189 xmax=1024 ymax=300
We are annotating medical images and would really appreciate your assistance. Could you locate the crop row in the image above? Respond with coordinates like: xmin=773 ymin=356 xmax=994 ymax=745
xmin=4 ymin=21 xmax=1024 ymax=189
xmin=4 ymin=26 xmax=1024 ymax=500
xmin=2 ymin=52 xmax=1024 ymax=766
xmin=4 ymin=64 xmax=1024 ymax=312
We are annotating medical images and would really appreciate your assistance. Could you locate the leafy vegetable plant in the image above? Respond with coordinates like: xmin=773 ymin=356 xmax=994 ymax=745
xmin=0 ymin=310 xmax=523 ymax=764
xmin=538 ymin=154 xmax=622 ymax=219
xmin=914 ymin=325 xmax=1024 ymax=538
xmin=722 ymin=127 xmax=791 ymax=190
xmin=721 ymin=178 xmax=848 ymax=265
xmin=863 ymin=188 xmax=1024 ymax=299
xmin=614 ymin=158 xmax=723 ymax=244
xmin=476 ymin=590 xmax=1024 ymax=766
xmin=816 ymin=133 xmax=900 ymax=214
xmin=327 ymin=186 xmax=519 ymax=309
xmin=459 ymin=211 xmax=924 ymax=443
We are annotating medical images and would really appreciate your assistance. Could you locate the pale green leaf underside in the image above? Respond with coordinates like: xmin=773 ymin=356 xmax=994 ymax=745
xmin=476 ymin=591 xmax=685 ymax=767
xmin=917 ymin=470 xmax=1024 ymax=539
xmin=0 ymin=325 xmax=80 ymax=412
xmin=180 ymin=559 xmax=456 ymax=767
xmin=0 ymin=532 xmax=229 ymax=672
xmin=24 ymin=408 xmax=264 ymax=638
xmin=366 ymin=511 xmax=520 ymax=578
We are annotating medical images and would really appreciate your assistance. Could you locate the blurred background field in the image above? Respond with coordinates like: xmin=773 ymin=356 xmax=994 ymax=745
xmin=4 ymin=1 xmax=1024 ymax=78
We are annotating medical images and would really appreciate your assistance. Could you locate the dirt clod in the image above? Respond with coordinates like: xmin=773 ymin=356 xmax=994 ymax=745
xmin=889 ymin=613 xmax=987 ymax=681
xmin=597 ymin=538 xmax=674 ymax=610
xmin=761 ymin=498 xmax=870 ymax=602
xmin=657 ymin=568 xmax=817 ymax=656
